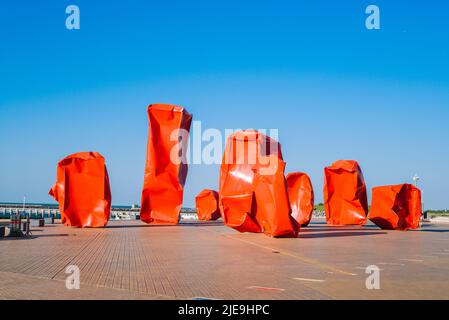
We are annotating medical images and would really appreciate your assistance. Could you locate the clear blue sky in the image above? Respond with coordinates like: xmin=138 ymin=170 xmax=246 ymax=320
xmin=1 ymin=1 xmax=448 ymax=209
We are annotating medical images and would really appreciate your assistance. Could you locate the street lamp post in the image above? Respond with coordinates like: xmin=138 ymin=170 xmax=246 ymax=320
xmin=413 ymin=174 xmax=420 ymax=188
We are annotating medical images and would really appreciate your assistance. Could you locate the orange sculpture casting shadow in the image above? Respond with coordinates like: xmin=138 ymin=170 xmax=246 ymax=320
xmin=286 ymin=172 xmax=314 ymax=227
xmin=195 ymin=189 xmax=221 ymax=221
xmin=49 ymin=152 xmax=111 ymax=228
xmin=219 ymin=130 xmax=298 ymax=237
xmin=369 ymin=184 xmax=422 ymax=230
xmin=140 ymin=104 xmax=192 ymax=224
xmin=323 ymin=160 xmax=368 ymax=225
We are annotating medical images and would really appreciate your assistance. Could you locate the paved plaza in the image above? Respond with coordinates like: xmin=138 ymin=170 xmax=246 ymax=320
xmin=1 ymin=219 xmax=449 ymax=299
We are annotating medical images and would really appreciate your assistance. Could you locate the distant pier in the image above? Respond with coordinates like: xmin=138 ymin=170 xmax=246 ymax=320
xmin=0 ymin=203 xmax=323 ymax=221
xmin=0 ymin=203 xmax=196 ymax=221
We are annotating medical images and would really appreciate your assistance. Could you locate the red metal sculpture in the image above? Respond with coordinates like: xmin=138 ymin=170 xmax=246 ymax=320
xmin=286 ymin=172 xmax=314 ymax=227
xmin=369 ymin=184 xmax=422 ymax=230
xmin=323 ymin=160 xmax=368 ymax=225
xmin=140 ymin=104 xmax=192 ymax=224
xmin=49 ymin=152 xmax=111 ymax=228
xmin=219 ymin=130 xmax=298 ymax=237
xmin=195 ymin=189 xmax=221 ymax=221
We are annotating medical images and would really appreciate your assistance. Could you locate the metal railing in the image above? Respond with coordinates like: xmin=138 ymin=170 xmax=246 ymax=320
xmin=0 ymin=204 xmax=327 ymax=221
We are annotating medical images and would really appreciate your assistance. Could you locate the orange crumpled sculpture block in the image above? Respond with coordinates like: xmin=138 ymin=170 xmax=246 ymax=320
xmin=323 ymin=160 xmax=368 ymax=225
xmin=140 ymin=104 xmax=192 ymax=224
xmin=286 ymin=172 xmax=314 ymax=227
xmin=219 ymin=130 xmax=298 ymax=237
xmin=195 ymin=189 xmax=221 ymax=221
xmin=369 ymin=184 xmax=422 ymax=230
xmin=49 ymin=152 xmax=111 ymax=228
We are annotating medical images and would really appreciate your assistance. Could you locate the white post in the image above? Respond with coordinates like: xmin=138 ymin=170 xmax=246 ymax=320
xmin=413 ymin=174 xmax=425 ymax=221
xmin=413 ymin=174 xmax=420 ymax=188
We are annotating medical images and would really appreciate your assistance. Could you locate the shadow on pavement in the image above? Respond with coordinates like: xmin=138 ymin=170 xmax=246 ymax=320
xmin=411 ymin=228 xmax=449 ymax=233
xmin=298 ymin=231 xmax=387 ymax=239
xmin=0 ymin=233 xmax=70 ymax=240
xmin=105 ymin=221 xmax=224 ymax=229
xmin=300 ymin=226 xmax=379 ymax=232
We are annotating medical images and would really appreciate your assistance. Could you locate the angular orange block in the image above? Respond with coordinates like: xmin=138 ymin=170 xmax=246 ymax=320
xmin=369 ymin=184 xmax=422 ymax=230
xmin=195 ymin=189 xmax=221 ymax=221
xmin=323 ymin=160 xmax=368 ymax=225
xmin=219 ymin=130 xmax=298 ymax=237
xmin=49 ymin=152 xmax=111 ymax=228
xmin=286 ymin=172 xmax=314 ymax=227
xmin=140 ymin=104 xmax=192 ymax=224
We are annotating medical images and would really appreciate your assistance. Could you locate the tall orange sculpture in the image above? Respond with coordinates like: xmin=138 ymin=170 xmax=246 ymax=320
xmin=195 ymin=189 xmax=221 ymax=221
xmin=323 ymin=160 xmax=368 ymax=225
xmin=286 ymin=172 xmax=314 ymax=227
xmin=140 ymin=104 xmax=192 ymax=224
xmin=49 ymin=152 xmax=111 ymax=228
xmin=369 ymin=184 xmax=422 ymax=230
xmin=219 ymin=130 xmax=298 ymax=237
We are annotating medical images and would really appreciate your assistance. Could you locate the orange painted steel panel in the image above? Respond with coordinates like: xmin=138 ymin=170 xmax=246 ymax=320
xmin=219 ymin=130 xmax=298 ymax=237
xmin=369 ymin=184 xmax=422 ymax=230
xmin=49 ymin=152 xmax=111 ymax=228
xmin=195 ymin=189 xmax=221 ymax=221
xmin=140 ymin=104 xmax=192 ymax=224
xmin=286 ymin=172 xmax=314 ymax=227
xmin=323 ymin=160 xmax=368 ymax=225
